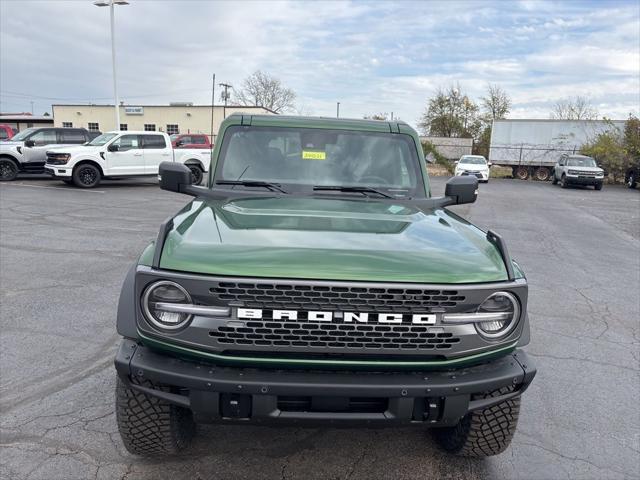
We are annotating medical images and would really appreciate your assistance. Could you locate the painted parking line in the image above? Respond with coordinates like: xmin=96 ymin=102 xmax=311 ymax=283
xmin=0 ymin=183 xmax=106 ymax=193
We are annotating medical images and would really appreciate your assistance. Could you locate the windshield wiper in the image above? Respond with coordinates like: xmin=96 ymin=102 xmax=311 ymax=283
xmin=313 ymin=185 xmax=393 ymax=199
xmin=216 ymin=180 xmax=288 ymax=194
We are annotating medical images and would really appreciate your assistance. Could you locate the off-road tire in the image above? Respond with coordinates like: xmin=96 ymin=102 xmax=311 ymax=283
xmin=0 ymin=158 xmax=18 ymax=181
xmin=594 ymin=182 xmax=603 ymax=191
xmin=432 ymin=387 xmax=521 ymax=457
xmin=72 ymin=164 xmax=101 ymax=188
xmin=116 ymin=377 xmax=195 ymax=456
xmin=187 ymin=164 xmax=204 ymax=185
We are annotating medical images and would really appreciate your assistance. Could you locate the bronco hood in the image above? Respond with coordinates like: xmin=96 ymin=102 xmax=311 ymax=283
xmin=157 ymin=196 xmax=510 ymax=283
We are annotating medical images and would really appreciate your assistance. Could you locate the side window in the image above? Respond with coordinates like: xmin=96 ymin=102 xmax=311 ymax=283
xmin=192 ymin=136 xmax=207 ymax=145
xmin=29 ymin=130 xmax=57 ymax=146
xmin=60 ymin=130 xmax=87 ymax=144
xmin=177 ymin=135 xmax=191 ymax=145
xmin=0 ymin=129 xmax=8 ymax=140
xmin=112 ymin=134 xmax=140 ymax=152
xmin=143 ymin=135 xmax=166 ymax=149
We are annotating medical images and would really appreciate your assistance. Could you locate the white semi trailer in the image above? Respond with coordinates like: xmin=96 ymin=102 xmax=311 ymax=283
xmin=489 ymin=119 xmax=625 ymax=181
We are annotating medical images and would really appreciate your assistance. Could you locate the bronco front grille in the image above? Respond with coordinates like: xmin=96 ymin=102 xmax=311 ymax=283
xmin=210 ymin=282 xmax=465 ymax=312
xmin=209 ymin=320 xmax=461 ymax=351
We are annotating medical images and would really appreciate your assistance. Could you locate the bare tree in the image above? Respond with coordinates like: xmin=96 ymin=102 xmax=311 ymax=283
xmin=550 ymin=96 xmax=598 ymax=120
xmin=418 ymin=84 xmax=481 ymax=138
xmin=235 ymin=71 xmax=296 ymax=113
xmin=481 ymin=84 xmax=511 ymax=121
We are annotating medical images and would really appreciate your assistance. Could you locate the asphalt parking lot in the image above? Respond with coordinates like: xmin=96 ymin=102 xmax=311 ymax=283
xmin=1 ymin=175 xmax=639 ymax=480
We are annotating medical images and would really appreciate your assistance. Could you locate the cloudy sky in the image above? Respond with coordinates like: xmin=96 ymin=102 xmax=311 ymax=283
xmin=1 ymin=0 xmax=638 ymax=129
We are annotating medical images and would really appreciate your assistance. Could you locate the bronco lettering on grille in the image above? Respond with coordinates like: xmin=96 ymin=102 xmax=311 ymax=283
xmin=237 ymin=308 xmax=436 ymax=325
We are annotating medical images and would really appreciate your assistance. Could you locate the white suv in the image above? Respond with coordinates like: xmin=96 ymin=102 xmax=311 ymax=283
xmin=45 ymin=131 xmax=210 ymax=188
xmin=455 ymin=155 xmax=490 ymax=183
xmin=551 ymin=154 xmax=604 ymax=190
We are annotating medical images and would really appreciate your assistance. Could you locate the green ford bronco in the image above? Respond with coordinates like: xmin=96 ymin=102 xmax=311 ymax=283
xmin=114 ymin=115 xmax=536 ymax=457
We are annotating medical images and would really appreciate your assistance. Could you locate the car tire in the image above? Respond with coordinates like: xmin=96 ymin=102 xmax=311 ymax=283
xmin=0 ymin=158 xmax=18 ymax=181
xmin=432 ymin=387 xmax=520 ymax=457
xmin=595 ymin=182 xmax=603 ymax=191
xmin=627 ymin=172 xmax=637 ymax=189
xmin=116 ymin=377 xmax=195 ymax=456
xmin=560 ymin=175 xmax=569 ymax=189
xmin=187 ymin=165 xmax=204 ymax=185
xmin=515 ymin=166 xmax=529 ymax=180
xmin=72 ymin=164 xmax=101 ymax=188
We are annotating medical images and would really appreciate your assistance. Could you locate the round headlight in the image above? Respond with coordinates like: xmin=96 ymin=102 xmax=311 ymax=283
xmin=142 ymin=280 xmax=193 ymax=331
xmin=475 ymin=291 xmax=520 ymax=339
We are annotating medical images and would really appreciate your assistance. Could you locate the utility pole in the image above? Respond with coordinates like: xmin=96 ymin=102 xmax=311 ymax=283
xmin=30 ymin=101 xmax=34 ymax=115
xmin=210 ymin=73 xmax=216 ymax=150
xmin=336 ymin=102 xmax=340 ymax=118
xmin=219 ymin=83 xmax=232 ymax=119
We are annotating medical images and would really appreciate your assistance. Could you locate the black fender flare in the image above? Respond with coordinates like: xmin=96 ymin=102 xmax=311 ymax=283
xmin=116 ymin=263 xmax=138 ymax=338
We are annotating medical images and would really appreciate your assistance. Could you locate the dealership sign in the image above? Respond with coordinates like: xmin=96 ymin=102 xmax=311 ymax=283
xmin=124 ymin=106 xmax=144 ymax=115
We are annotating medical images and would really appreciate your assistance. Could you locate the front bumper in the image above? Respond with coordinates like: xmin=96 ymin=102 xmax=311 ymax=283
xmin=457 ymin=171 xmax=488 ymax=181
xmin=44 ymin=165 xmax=72 ymax=178
xmin=565 ymin=175 xmax=603 ymax=185
xmin=114 ymin=339 xmax=536 ymax=427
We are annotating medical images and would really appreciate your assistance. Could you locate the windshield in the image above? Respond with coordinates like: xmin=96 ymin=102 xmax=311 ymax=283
xmin=460 ymin=156 xmax=486 ymax=165
xmin=567 ymin=157 xmax=597 ymax=167
xmin=88 ymin=132 xmax=118 ymax=146
xmin=215 ymin=126 xmax=423 ymax=197
xmin=10 ymin=128 xmax=37 ymax=141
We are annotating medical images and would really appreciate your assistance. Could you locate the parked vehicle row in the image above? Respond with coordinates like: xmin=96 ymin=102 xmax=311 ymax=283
xmin=0 ymin=127 xmax=100 ymax=180
xmin=45 ymin=131 xmax=211 ymax=188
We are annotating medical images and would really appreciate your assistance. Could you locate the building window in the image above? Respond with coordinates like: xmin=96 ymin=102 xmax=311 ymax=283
xmin=120 ymin=124 xmax=128 ymax=131
xmin=88 ymin=122 xmax=99 ymax=132
xmin=166 ymin=124 xmax=179 ymax=135
xmin=62 ymin=122 xmax=73 ymax=128
xmin=144 ymin=124 xmax=156 ymax=132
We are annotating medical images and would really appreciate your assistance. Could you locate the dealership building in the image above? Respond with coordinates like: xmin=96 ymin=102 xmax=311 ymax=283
xmin=51 ymin=104 xmax=276 ymax=140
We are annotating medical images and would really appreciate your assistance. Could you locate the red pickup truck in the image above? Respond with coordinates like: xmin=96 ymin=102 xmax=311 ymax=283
xmin=0 ymin=124 xmax=16 ymax=141
xmin=170 ymin=133 xmax=212 ymax=149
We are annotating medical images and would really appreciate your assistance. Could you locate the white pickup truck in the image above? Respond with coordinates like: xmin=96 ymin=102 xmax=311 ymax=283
xmin=44 ymin=131 xmax=210 ymax=188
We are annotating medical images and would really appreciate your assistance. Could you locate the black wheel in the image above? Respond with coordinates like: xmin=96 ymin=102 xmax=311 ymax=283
xmin=0 ymin=158 xmax=18 ymax=181
xmin=594 ymin=182 xmax=603 ymax=191
xmin=534 ymin=167 xmax=550 ymax=182
xmin=432 ymin=387 xmax=520 ymax=457
xmin=627 ymin=172 xmax=637 ymax=189
xmin=187 ymin=165 xmax=204 ymax=185
xmin=560 ymin=174 xmax=569 ymax=189
xmin=116 ymin=377 xmax=195 ymax=456
xmin=515 ymin=166 xmax=529 ymax=180
xmin=72 ymin=164 xmax=101 ymax=188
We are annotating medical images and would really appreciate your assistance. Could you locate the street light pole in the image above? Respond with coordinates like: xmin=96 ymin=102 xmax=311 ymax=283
xmin=94 ymin=0 xmax=128 ymax=130
xmin=336 ymin=102 xmax=340 ymax=118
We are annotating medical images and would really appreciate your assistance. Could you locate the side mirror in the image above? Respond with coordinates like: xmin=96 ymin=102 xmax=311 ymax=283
xmin=159 ymin=161 xmax=194 ymax=193
xmin=444 ymin=176 xmax=478 ymax=205
xmin=24 ymin=139 xmax=35 ymax=147
xmin=454 ymin=160 xmax=459 ymax=164
xmin=175 ymin=140 xmax=183 ymax=147
xmin=487 ymin=162 xmax=493 ymax=167
xmin=107 ymin=143 xmax=119 ymax=152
